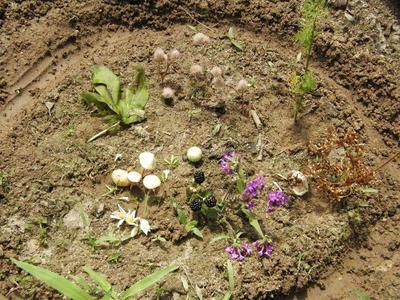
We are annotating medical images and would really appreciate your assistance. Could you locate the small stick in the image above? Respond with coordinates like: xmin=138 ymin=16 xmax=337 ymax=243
xmin=374 ymin=150 xmax=400 ymax=172
xmin=179 ymin=6 xmax=216 ymax=32
xmin=256 ymin=134 xmax=263 ymax=161
xmin=250 ymin=109 xmax=263 ymax=129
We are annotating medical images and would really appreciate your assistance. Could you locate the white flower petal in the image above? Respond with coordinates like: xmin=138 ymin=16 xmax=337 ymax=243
xmin=140 ymin=218 xmax=151 ymax=235
xmin=117 ymin=219 xmax=124 ymax=227
xmin=118 ymin=204 xmax=126 ymax=214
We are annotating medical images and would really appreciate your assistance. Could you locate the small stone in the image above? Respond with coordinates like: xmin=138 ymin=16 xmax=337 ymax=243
xmin=63 ymin=209 xmax=84 ymax=229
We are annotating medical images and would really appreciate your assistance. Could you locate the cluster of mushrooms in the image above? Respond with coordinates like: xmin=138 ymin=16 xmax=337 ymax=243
xmin=111 ymin=152 xmax=162 ymax=192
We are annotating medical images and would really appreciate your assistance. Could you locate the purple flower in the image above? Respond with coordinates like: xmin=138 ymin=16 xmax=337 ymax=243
xmin=225 ymin=242 xmax=253 ymax=261
xmin=267 ymin=191 xmax=289 ymax=212
xmin=252 ymin=241 xmax=273 ymax=258
xmin=245 ymin=200 xmax=256 ymax=210
xmin=242 ymin=176 xmax=265 ymax=200
xmin=220 ymin=152 xmax=240 ymax=175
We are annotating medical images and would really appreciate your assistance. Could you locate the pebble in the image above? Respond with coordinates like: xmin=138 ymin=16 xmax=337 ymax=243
xmin=63 ymin=208 xmax=84 ymax=229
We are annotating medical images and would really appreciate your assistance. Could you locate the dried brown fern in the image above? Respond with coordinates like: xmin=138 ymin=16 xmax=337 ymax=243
xmin=307 ymin=129 xmax=375 ymax=200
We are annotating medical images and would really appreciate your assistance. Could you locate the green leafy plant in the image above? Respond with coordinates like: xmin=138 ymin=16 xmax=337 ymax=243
xmin=12 ymin=259 xmax=178 ymax=300
xmin=81 ymin=65 xmax=149 ymax=142
xmin=172 ymin=199 xmax=203 ymax=239
xmin=291 ymin=0 xmax=327 ymax=122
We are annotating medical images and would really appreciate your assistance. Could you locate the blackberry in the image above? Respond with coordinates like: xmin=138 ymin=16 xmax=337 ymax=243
xmin=193 ymin=171 xmax=205 ymax=184
xmin=205 ymin=195 xmax=217 ymax=208
xmin=190 ymin=198 xmax=202 ymax=211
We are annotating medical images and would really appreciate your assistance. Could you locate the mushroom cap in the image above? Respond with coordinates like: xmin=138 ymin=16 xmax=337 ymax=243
xmin=143 ymin=174 xmax=161 ymax=190
xmin=127 ymin=171 xmax=142 ymax=183
xmin=111 ymin=169 xmax=130 ymax=187
xmin=139 ymin=152 xmax=155 ymax=170
xmin=153 ymin=47 xmax=167 ymax=63
xmin=168 ymin=48 xmax=180 ymax=61
xmin=210 ymin=66 xmax=223 ymax=77
xmin=236 ymin=79 xmax=249 ymax=91
xmin=187 ymin=146 xmax=202 ymax=163
xmin=162 ymin=87 xmax=175 ymax=99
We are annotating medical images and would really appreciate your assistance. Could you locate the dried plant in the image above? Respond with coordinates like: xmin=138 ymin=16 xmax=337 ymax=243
xmin=307 ymin=129 xmax=375 ymax=200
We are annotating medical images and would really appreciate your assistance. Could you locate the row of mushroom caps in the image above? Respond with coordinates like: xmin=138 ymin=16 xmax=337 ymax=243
xmin=111 ymin=152 xmax=162 ymax=190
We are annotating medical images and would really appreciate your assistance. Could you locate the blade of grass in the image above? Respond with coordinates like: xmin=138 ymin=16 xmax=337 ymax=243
xmin=221 ymin=292 xmax=232 ymax=300
xmin=82 ymin=267 xmax=112 ymax=294
xmin=12 ymin=259 xmax=94 ymax=300
xmin=121 ymin=264 xmax=178 ymax=299
xmin=226 ymin=260 xmax=234 ymax=292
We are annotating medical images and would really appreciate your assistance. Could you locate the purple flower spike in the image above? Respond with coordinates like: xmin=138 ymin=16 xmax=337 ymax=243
xmin=242 ymin=176 xmax=265 ymax=200
xmin=252 ymin=241 xmax=273 ymax=258
xmin=267 ymin=191 xmax=289 ymax=212
xmin=246 ymin=200 xmax=256 ymax=210
xmin=225 ymin=242 xmax=253 ymax=261
xmin=220 ymin=152 xmax=240 ymax=175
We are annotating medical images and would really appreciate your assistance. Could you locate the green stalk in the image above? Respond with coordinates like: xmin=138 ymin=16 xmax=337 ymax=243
xmin=87 ymin=121 xmax=120 ymax=143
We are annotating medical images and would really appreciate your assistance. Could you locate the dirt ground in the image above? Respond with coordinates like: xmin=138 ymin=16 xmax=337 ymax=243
xmin=0 ymin=0 xmax=399 ymax=299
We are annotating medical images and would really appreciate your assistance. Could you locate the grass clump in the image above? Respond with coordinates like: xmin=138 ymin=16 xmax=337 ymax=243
xmin=12 ymin=259 xmax=178 ymax=300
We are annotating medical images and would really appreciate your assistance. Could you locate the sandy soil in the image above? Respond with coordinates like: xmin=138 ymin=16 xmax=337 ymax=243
xmin=0 ymin=1 xmax=399 ymax=299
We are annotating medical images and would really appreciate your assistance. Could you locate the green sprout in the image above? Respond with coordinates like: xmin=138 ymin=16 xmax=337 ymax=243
xmin=291 ymin=0 xmax=327 ymax=122
xmin=0 ymin=171 xmax=10 ymax=192
xmin=164 ymin=155 xmax=180 ymax=170
xmin=12 ymin=259 xmax=178 ymax=300
xmin=81 ymin=65 xmax=149 ymax=142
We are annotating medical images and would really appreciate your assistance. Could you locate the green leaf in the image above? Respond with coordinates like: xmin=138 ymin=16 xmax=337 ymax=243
xmin=227 ymin=27 xmax=243 ymax=51
xmin=226 ymin=260 xmax=234 ymax=292
xmin=72 ymin=275 xmax=91 ymax=292
xmin=92 ymin=66 xmax=120 ymax=107
xmin=185 ymin=220 xmax=198 ymax=232
xmin=210 ymin=235 xmax=229 ymax=244
xmin=177 ymin=208 xmax=187 ymax=225
xmin=359 ymin=187 xmax=378 ymax=194
xmin=82 ymin=267 xmax=113 ymax=295
xmin=121 ymin=264 xmax=178 ymax=299
xmin=221 ymin=292 xmax=232 ymax=300
xmin=241 ymin=204 xmax=265 ymax=240
xmin=120 ymin=65 xmax=149 ymax=125
xmin=191 ymin=227 xmax=203 ymax=239
xmin=12 ymin=259 xmax=94 ymax=300
xmin=351 ymin=288 xmax=371 ymax=300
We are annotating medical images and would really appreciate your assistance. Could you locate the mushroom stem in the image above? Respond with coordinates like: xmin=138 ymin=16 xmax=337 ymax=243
xmin=143 ymin=190 xmax=151 ymax=217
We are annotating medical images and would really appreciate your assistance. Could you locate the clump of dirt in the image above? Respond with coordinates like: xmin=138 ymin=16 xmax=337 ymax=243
xmin=0 ymin=0 xmax=399 ymax=299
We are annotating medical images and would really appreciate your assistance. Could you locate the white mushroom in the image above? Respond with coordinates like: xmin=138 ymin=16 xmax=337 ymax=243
xmin=210 ymin=66 xmax=223 ymax=77
xmin=187 ymin=146 xmax=202 ymax=163
xmin=127 ymin=171 xmax=142 ymax=183
xmin=139 ymin=152 xmax=155 ymax=170
xmin=153 ymin=47 xmax=168 ymax=63
xmin=111 ymin=169 xmax=130 ymax=187
xmin=162 ymin=87 xmax=175 ymax=99
xmin=168 ymin=48 xmax=180 ymax=61
xmin=193 ymin=32 xmax=210 ymax=45
xmin=236 ymin=79 xmax=249 ymax=92
xmin=190 ymin=64 xmax=204 ymax=77
xmin=143 ymin=175 xmax=161 ymax=190
xmin=287 ymin=170 xmax=309 ymax=196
